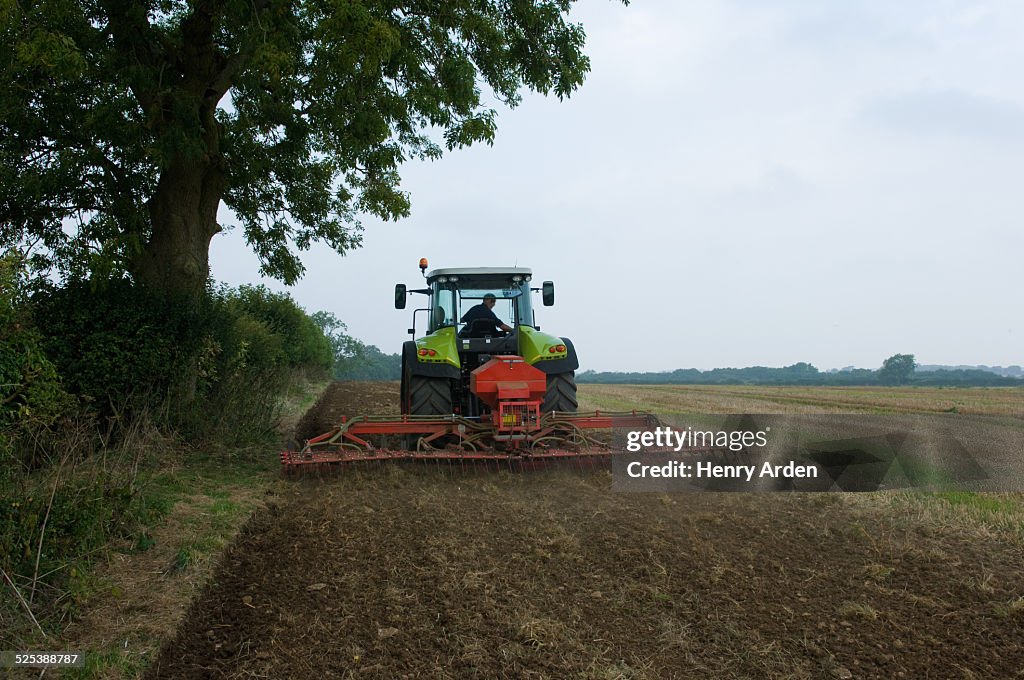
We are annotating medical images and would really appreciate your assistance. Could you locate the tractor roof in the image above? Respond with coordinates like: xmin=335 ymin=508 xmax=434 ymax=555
xmin=426 ymin=267 xmax=533 ymax=280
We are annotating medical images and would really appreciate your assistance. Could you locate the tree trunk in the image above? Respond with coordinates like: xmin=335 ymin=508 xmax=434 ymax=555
xmin=122 ymin=3 xmax=236 ymax=407
xmin=134 ymin=88 xmax=226 ymax=305
xmin=133 ymin=110 xmax=225 ymax=404
xmin=135 ymin=160 xmax=224 ymax=304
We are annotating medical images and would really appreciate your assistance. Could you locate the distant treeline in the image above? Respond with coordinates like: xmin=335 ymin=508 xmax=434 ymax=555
xmin=311 ymin=312 xmax=401 ymax=380
xmin=335 ymin=342 xmax=401 ymax=380
xmin=577 ymin=359 xmax=1024 ymax=387
xmin=315 ymin=342 xmax=1024 ymax=387
xmin=917 ymin=364 xmax=1023 ymax=378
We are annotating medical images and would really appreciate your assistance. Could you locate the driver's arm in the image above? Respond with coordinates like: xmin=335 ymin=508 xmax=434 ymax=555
xmin=486 ymin=308 xmax=512 ymax=332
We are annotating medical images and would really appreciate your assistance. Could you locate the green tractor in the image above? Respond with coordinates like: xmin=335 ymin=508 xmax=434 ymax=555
xmin=395 ymin=261 xmax=578 ymax=418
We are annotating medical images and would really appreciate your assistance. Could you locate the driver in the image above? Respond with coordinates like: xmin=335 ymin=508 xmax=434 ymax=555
xmin=460 ymin=293 xmax=513 ymax=336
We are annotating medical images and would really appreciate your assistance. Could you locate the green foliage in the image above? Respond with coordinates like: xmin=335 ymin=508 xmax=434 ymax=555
xmin=1 ymin=478 xmax=129 ymax=569
xmin=27 ymin=279 xmax=331 ymax=442
xmin=32 ymin=280 xmax=200 ymax=414
xmin=132 ymin=531 xmax=156 ymax=553
xmin=878 ymin=353 xmax=916 ymax=386
xmin=211 ymin=310 xmax=286 ymax=373
xmin=168 ymin=546 xmax=198 ymax=574
xmin=2 ymin=0 xmax=605 ymax=284
xmin=1 ymin=275 xmax=334 ymax=643
xmin=0 ymin=254 xmax=75 ymax=474
xmin=226 ymin=286 xmax=333 ymax=370
xmin=0 ymin=471 xmax=141 ymax=626
xmin=1 ymin=0 xmax=156 ymax=281
xmin=335 ymin=343 xmax=402 ymax=381
xmin=175 ymin=285 xmax=332 ymax=440
xmin=311 ymin=311 xmax=400 ymax=380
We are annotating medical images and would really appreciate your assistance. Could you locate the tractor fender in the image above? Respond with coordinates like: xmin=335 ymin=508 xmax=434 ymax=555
xmin=533 ymin=337 xmax=579 ymax=375
xmin=402 ymin=341 xmax=460 ymax=380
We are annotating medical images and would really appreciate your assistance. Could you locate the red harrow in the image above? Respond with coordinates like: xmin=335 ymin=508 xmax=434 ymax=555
xmin=280 ymin=356 xmax=660 ymax=474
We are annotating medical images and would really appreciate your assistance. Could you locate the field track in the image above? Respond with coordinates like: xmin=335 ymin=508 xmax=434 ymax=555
xmin=148 ymin=382 xmax=1024 ymax=679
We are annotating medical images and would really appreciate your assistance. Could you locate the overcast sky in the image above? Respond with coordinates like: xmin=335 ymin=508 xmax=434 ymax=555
xmin=210 ymin=0 xmax=1023 ymax=372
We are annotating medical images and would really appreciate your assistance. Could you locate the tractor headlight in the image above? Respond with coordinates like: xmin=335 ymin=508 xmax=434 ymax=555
xmin=436 ymin=276 xmax=447 ymax=283
xmin=511 ymin=275 xmax=522 ymax=282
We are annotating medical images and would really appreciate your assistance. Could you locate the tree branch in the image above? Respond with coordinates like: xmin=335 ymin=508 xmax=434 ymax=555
xmin=96 ymin=0 xmax=163 ymax=111
xmin=205 ymin=0 xmax=275 ymax=102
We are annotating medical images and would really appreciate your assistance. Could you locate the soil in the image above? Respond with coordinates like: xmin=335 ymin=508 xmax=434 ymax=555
xmin=149 ymin=382 xmax=1024 ymax=679
xmin=293 ymin=381 xmax=399 ymax=444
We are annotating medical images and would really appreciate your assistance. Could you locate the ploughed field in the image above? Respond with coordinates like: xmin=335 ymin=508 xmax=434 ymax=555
xmin=149 ymin=382 xmax=1024 ymax=679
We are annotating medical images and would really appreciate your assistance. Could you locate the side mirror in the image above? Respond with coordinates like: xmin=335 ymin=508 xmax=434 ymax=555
xmin=394 ymin=284 xmax=407 ymax=309
xmin=542 ymin=281 xmax=555 ymax=306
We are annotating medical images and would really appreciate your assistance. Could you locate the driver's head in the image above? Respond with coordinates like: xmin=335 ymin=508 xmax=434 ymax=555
xmin=483 ymin=293 xmax=496 ymax=308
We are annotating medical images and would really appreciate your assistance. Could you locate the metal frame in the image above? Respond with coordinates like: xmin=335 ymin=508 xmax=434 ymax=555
xmin=280 ymin=410 xmax=666 ymax=471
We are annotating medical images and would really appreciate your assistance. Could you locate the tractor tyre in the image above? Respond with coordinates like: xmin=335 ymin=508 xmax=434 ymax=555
xmin=542 ymin=371 xmax=578 ymax=413
xmin=400 ymin=354 xmax=410 ymax=414
xmin=408 ymin=376 xmax=453 ymax=416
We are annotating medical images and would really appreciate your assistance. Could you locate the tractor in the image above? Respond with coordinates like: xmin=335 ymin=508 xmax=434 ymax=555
xmin=395 ymin=260 xmax=578 ymax=419
xmin=279 ymin=259 xmax=662 ymax=471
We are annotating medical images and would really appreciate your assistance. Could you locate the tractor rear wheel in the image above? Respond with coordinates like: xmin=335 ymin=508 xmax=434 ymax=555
xmin=542 ymin=371 xmax=577 ymax=413
xmin=408 ymin=376 xmax=453 ymax=415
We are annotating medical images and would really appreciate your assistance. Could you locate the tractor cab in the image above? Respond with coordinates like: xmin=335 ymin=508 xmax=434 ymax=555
xmin=426 ymin=269 xmax=533 ymax=338
xmin=395 ymin=262 xmax=577 ymax=418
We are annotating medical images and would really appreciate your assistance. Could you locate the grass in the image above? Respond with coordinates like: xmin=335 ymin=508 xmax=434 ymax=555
xmin=64 ymin=649 xmax=149 ymax=680
xmin=29 ymin=378 xmax=332 ymax=679
xmin=932 ymin=491 xmax=1022 ymax=514
xmin=51 ymin=451 xmax=281 ymax=676
xmin=863 ymin=563 xmax=894 ymax=581
xmin=993 ymin=596 xmax=1024 ymax=619
xmin=0 ymin=448 xmax=280 ymax=673
xmin=836 ymin=601 xmax=879 ymax=620
xmin=859 ymin=490 xmax=1024 ymax=541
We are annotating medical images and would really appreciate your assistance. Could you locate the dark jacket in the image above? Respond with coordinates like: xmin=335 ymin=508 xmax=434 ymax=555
xmin=460 ymin=303 xmax=505 ymax=335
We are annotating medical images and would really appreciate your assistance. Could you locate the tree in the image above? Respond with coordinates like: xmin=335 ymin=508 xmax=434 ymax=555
xmin=878 ymin=353 xmax=916 ymax=385
xmin=2 ymin=0 xmax=605 ymax=302
xmin=310 ymin=310 xmax=399 ymax=379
